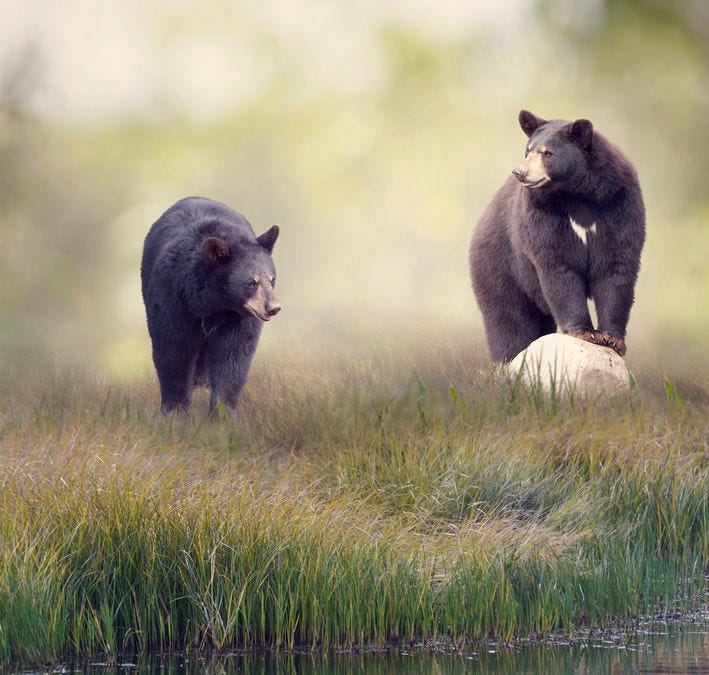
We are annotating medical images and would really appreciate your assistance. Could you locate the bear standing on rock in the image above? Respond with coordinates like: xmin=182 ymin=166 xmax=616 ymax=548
xmin=141 ymin=197 xmax=281 ymax=415
xmin=469 ymin=110 xmax=645 ymax=363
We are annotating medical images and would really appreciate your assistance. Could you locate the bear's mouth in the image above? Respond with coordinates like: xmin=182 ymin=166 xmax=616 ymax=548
xmin=521 ymin=177 xmax=550 ymax=189
xmin=246 ymin=307 xmax=272 ymax=321
xmin=244 ymin=303 xmax=276 ymax=322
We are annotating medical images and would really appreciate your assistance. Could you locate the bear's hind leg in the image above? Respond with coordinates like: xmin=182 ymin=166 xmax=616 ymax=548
xmin=482 ymin=298 xmax=551 ymax=363
xmin=193 ymin=345 xmax=209 ymax=386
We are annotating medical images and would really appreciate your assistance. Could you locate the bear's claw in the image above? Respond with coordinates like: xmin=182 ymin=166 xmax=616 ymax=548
xmin=565 ymin=329 xmax=626 ymax=357
xmin=598 ymin=331 xmax=627 ymax=357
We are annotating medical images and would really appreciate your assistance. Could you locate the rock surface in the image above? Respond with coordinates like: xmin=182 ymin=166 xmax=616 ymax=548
xmin=508 ymin=334 xmax=633 ymax=397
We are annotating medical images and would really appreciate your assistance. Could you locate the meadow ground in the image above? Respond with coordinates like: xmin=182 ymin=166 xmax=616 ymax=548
xmin=0 ymin=327 xmax=707 ymax=667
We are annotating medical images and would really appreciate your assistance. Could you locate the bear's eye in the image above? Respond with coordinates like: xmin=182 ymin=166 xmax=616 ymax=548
xmin=541 ymin=149 xmax=553 ymax=157
xmin=270 ymin=277 xmax=276 ymax=288
xmin=249 ymin=279 xmax=258 ymax=287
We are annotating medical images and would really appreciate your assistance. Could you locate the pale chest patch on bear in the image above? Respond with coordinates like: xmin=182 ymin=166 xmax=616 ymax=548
xmin=569 ymin=217 xmax=597 ymax=246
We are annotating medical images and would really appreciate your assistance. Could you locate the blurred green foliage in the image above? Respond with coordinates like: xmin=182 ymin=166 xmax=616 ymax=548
xmin=0 ymin=0 xmax=707 ymax=373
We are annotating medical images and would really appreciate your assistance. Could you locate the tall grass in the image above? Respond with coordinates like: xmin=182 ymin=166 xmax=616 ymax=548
xmin=0 ymin=332 xmax=707 ymax=666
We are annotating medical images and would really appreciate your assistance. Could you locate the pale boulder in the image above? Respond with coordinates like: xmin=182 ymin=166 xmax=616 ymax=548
xmin=508 ymin=334 xmax=633 ymax=397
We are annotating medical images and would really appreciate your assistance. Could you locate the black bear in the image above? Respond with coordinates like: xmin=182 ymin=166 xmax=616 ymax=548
xmin=141 ymin=197 xmax=281 ymax=414
xmin=469 ymin=110 xmax=645 ymax=363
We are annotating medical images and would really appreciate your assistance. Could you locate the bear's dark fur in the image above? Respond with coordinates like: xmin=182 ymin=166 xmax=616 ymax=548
xmin=469 ymin=110 xmax=645 ymax=363
xmin=141 ymin=197 xmax=281 ymax=414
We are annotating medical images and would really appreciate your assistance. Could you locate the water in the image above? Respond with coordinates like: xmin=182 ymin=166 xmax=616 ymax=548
xmin=17 ymin=621 xmax=709 ymax=674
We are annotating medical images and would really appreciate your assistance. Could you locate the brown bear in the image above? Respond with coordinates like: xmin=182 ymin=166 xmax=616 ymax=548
xmin=469 ymin=110 xmax=645 ymax=363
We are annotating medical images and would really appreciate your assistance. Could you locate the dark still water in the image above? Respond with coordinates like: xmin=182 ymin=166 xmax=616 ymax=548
xmin=17 ymin=621 xmax=709 ymax=674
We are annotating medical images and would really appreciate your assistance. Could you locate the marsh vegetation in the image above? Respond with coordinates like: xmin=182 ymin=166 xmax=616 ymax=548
xmin=1 ymin=332 xmax=706 ymax=667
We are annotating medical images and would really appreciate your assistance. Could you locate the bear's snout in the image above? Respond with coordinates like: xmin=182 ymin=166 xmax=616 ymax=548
xmin=244 ymin=281 xmax=282 ymax=322
xmin=266 ymin=302 xmax=281 ymax=317
xmin=512 ymin=166 xmax=526 ymax=182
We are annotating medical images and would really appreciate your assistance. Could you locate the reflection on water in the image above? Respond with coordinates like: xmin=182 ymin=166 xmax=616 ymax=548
xmin=21 ymin=621 xmax=709 ymax=674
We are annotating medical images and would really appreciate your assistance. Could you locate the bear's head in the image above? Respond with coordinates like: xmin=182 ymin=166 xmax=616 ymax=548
xmin=200 ymin=225 xmax=281 ymax=321
xmin=512 ymin=110 xmax=593 ymax=191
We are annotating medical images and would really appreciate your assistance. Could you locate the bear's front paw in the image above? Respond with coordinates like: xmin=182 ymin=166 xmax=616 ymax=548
xmin=565 ymin=329 xmax=626 ymax=356
xmin=597 ymin=331 xmax=627 ymax=357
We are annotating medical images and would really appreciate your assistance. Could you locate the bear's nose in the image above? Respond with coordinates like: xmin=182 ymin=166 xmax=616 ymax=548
xmin=512 ymin=166 xmax=526 ymax=181
xmin=266 ymin=303 xmax=281 ymax=317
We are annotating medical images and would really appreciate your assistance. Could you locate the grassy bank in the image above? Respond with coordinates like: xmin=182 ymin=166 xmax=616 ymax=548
xmin=0 ymin=333 xmax=707 ymax=667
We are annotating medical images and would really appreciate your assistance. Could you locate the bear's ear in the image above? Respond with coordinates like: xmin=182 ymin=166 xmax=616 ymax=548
xmin=257 ymin=225 xmax=279 ymax=254
xmin=202 ymin=237 xmax=230 ymax=266
xmin=519 ymin=110 xmax=547 ymax=138
xmin=568 ymin=118 xmax=593 ymax=149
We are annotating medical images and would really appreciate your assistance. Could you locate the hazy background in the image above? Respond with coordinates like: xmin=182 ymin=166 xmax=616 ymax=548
xmin=1 ymin=0 xmax=707 ymax=378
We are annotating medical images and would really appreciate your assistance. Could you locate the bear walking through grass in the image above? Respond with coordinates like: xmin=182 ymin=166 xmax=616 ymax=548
xmin=141 ymin=197 xmax=281 ymax=415
xmin=469 ymin=110 xmax=645 ymax=363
